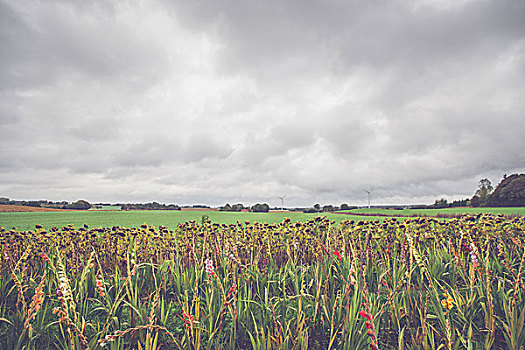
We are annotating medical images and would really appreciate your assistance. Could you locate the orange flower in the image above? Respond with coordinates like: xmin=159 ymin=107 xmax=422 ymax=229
xmin=96 ymin=279 xmax=105 ymax=297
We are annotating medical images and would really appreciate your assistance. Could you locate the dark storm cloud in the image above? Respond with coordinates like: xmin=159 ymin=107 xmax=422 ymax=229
xmin=1 ymin=0 xmax=524 ymax=206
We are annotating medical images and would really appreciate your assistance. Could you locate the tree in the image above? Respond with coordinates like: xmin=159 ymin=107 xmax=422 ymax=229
xmin=449 ymin=198 xmax=469 ymax=207
xmin=251 ymin=203 xmax=270 ymax=213
xmin=220 ymin=203 xmax=232 ymax=211
xmin=433 ymin=198 xmax=448 ymax=208
xmin=322 ymin=204 xmax=337 ymax=212
xmin=121 ymin=202 xmax=180 ymax=210
xmin=486 ymin=174 xmax=525 ymax=207
xmin=231 ymin=204 xmax=244 ymax=212
xmin=64 ymin=200 xmax=92 ymax=210
xmin=313 ymin=203 xmax=321 ymax=211
xmin=471 ymin=179 xmax=493 ymax=207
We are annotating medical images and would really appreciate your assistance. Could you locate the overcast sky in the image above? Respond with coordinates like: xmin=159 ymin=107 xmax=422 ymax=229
xmin=1 ymin=0 xmax=524 ymax=207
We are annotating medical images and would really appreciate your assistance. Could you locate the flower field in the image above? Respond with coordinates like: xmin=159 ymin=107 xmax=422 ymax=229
xmin=1 ymin=214 xmax=524 ymax=349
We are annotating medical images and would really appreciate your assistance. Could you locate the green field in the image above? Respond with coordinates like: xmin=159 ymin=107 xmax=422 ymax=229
xmin=2 ymin=207 xmax=522 ymax=231
xmin=89 ymin=205 xmax=122 ymax=210
xmin=0 ymin=210 xmax=393 ymax=231
xmin=340 ymin=206 xmax=525 ymax=217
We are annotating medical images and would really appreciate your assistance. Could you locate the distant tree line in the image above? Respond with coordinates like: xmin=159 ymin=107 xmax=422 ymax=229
xmin=64 ymin=200 xmax=92 ymax=210
xmin=120 ymin=202 xmax=181 ymax=210
xmin=219 ymin=203 xmax=271 ymax=212
xmin=182 ymin=205 xmax=211 ymax=209
xmin=0 ymin=197 xmax=92 ymax=210
xmin=411 ymin=198 xmax=471 ymax=209
xmin=219 ymin=203 xmax=247 ymax=212
xmin=304 ymin=203 xmax=358 ymax=213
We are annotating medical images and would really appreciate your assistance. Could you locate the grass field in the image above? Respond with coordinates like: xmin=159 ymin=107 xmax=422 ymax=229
xmin=2 ymin=207 xmax=524 ymax=231
xmin=0 ymin=209 xmax=395 ymax=231
xmin=89 ymin=205 xmax=122 ymax=211
xmin=340 ymin=206 xmax=525 ymax=217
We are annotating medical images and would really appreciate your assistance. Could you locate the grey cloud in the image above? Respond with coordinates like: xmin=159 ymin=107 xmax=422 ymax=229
xmin=235 ymin=120 xmax=317 ymax=169
xmin=0 ymin=1 xmax=168 ymax=92
xmin=1 ymin=0 xmax=524 ymax=207
xmin=183 ymin=132 xmax=233 ymax=162
xmin=66 ymin=117 xmax=121 ymax=141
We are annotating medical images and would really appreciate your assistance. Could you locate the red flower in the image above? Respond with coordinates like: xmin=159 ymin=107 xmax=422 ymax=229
xmin=226 ymin=284 xmax=237 ymax=301
xmin=360 ymin=304 xmax=378 ymax=349
xmin=332 ymin=250 xmax=343 ymax=263
xmin=228 ymin=284 xmax=237 ymax=295
xmin=180 ymin=312 xmax=195 ymax=329
xmin=40 ymin=253 xmax=50 ymax=262
xmin=359 ymin=310 xmax=372 ymax=321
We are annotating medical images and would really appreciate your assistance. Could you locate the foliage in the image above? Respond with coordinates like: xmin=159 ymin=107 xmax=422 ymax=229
xmin=251 ymin=203 xmax=270 ymax=213
xmin=231 ymin=204 xmax=245 ymax=212
xmin=434 ymin=198 xmax=449 ymax=208
xmin=340 ymin=204 xmax=358 ymax=210
xmin=345 ymin=207 xmax=525 ymax=218
xmin=0 ymin=198 xmax=69 ymax=209
xmin=487 ymin=174 xmax=525 ymax=207
xmin=121 ymin=202 xmax=180 ymax=211
xmin=219 ymin=203 xmax=232 ymax=211
xmin=0 ymin=214 xmax=525 ymax=348
xmin=219 ymin=203 xmax=245 ymax=212
xmin=322 ymin=205 xmax=338 ymax=212
xmin=63 ymin=200 xmax=92 ymax=210
xmin=471 ymin=179 xmax=494 ymax=207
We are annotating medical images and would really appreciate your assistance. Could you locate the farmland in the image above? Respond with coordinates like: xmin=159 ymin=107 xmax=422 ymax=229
xmin=1 ymin=213 xmax=525 ymax=349
xmin=1 ymin=206 xmax=524 ymax=232
xmin=0 ymin=209 xmax=396 ymax=232
xmin=341 ymin=207 xmax=525 ymax=218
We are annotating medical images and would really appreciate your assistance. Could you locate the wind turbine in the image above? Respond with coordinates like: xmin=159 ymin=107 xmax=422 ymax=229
xmin=363 ymin=186 xmax=374 ymax=209
xmin=277 ymin=195 xmax=286 ymax=211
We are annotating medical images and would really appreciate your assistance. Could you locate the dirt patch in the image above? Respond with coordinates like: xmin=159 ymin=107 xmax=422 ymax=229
xmin=0 ymin=205 xmax=69 ymax=212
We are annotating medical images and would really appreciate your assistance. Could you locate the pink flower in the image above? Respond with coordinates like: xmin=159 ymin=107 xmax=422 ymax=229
xmin=205 ymin=257 xmax=215 ymax=275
